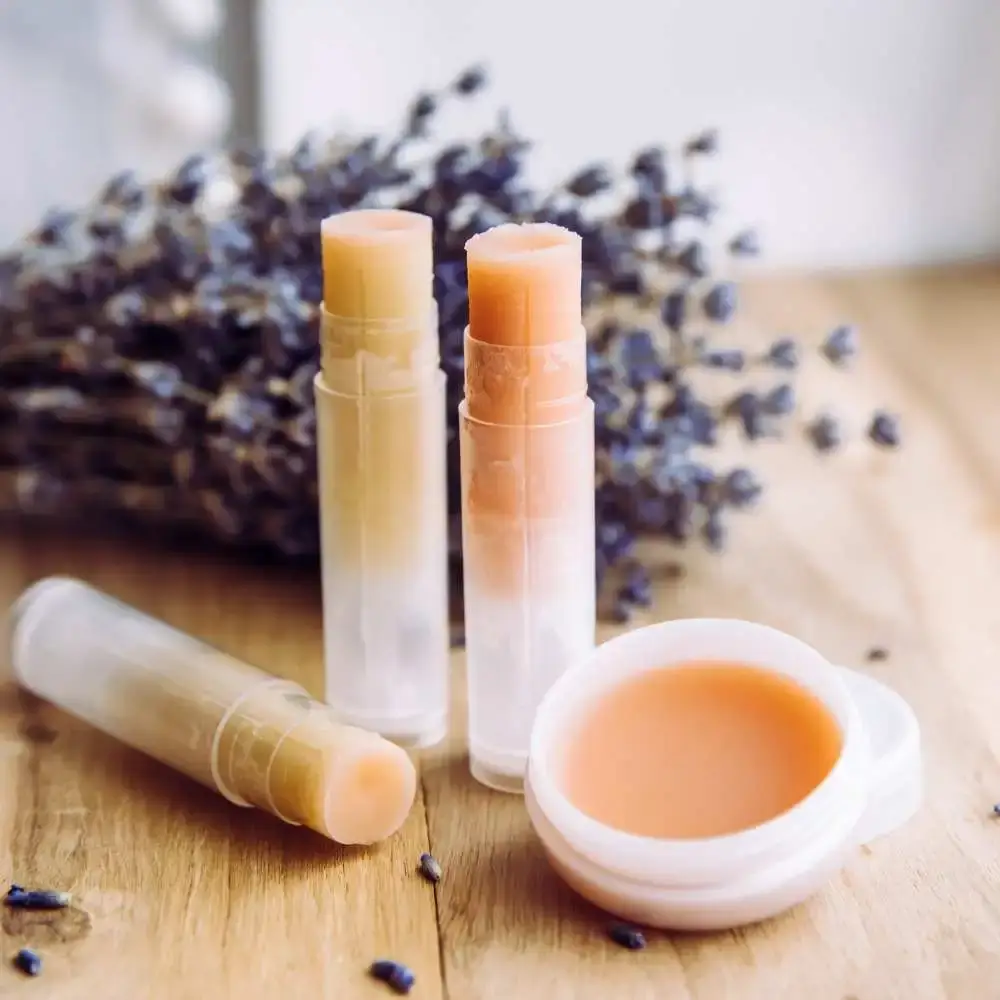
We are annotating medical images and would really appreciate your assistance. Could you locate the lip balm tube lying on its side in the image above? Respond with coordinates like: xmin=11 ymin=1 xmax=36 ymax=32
xmin=7 ymin=577 xmax=417 ymax=846
xmin=316 ymin=209 xmax=449 ymax=750
xmin=460 ymin=223 xmax=596 ymax=793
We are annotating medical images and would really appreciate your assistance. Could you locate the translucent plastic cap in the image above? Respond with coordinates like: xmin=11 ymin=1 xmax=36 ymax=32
xmin=8 ymin=577 xmax=417 ymax=846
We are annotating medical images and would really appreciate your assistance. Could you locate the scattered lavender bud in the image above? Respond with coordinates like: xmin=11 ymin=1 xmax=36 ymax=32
xmin=702 ymin=349 xmax=745 ymax=372
xmin=684 ymin=189 xmax=718 ymax=222
xmin=453 ymin=65 xmax=487 ymax=95
xmin=4 ymin=885 xmax=71 ymax=910
xmin=607 ymin=922 xmax=647 ymax=950
xmin=807 ymin=413 xmax=842 ymax=453
xmin=660 ymin=289 xmax=687 ymax=333
xmin=677 ymin=242 xmax=709 ymax=278
xmin=868 ymin=411 xmax=900 ymax=448
xmin=410 ymin=93 xmax=437 ymax=121
xmin=728 ymin=229 xmax=760 ymax=256
xmin=621 ymin=329 xmax=662 ymax=384
xmin=631 ymin=148 xmax=667 ymax=190
xmin=766 ymin=337 xmax=799 ymax=370
xmin=703 ymin=282 xmax=738 ymax=323
xmin=993 ymin=804 xmax=1000 ymax=817
xmin=685 ymin=130 xmax=719 ymax=156
xmin=729 ymin=391 xmax=764 ymax=440
xmin=418 ymin=852 xmax=442 ymax=884
xmin=370 ymin=960 xmax=416 ymax=994
xmin=13 ymin=948 xmax=42 ymax=977
xmin=702 ymin=507 xmax=726 ymax=550
xmin=821 ymin=324 xmax=858 ymax=366
xmin=609 ymin=270 xmax=644 ymax=295
xmin=722 ymin=467 xmax=762 ymax=508
xmin=167 ymin=153 xmax=207 ymax=205
xmin=35 ymin=208 xmax=75 ymax=245
xmin=567 ymin=165 xmax=612 ymax=199
xmin=762 ymin=383 xmax=795 ymax=416
xmin=621 ymin=563 xmax=653 ymax=607
xmin=101 ymin=170 xmax=144 ymax=210
xmin=866 ymin=646 xmax=889 ymax=662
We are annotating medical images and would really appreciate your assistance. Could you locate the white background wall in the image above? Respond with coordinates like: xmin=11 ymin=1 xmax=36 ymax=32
xmin=259 ymin=0 xmax=1000 ymax=271
xmin=0 ymin=0 xmax=230 ymax=248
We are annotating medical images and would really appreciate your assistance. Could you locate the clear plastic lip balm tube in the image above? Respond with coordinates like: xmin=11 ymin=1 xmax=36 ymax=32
xmin=460 ymin=223 xmax=596 ymax=793
xmin=8 ymin=577 xmax=418 ymax=846
xmin=315 ymin=210 xmax=450 ymax=749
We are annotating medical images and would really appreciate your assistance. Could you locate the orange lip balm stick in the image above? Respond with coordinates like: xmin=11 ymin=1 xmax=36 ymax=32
xmin=460 ymin=223 xmax=596 ymax=792
xmin=315 ymin=210 xmax=449 ymax=749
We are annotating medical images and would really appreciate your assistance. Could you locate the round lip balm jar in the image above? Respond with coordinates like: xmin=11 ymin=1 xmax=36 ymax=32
xmin=524 ymin=619 xmax=922 ymax=932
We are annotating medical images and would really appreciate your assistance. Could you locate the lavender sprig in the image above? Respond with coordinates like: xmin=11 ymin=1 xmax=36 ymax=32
xmin=0 ymin=66 xmax=900 ymax=622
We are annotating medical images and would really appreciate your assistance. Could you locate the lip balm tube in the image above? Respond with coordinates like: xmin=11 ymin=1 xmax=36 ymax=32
xmin=7 ymin=577 xmax=418 ymax=846
xmin=315 ymin=209 xmax=449 ymax=749
xmin=460 ymin=223 xmax=596 ymax=792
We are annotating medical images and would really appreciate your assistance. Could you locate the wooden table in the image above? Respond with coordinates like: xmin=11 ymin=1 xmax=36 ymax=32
xmin=2 ymin=266 xmax=999 ymax=999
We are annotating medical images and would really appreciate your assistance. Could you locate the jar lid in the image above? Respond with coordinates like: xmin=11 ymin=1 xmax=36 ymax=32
xmin=839 ymin=666 xmax=922 ymax=845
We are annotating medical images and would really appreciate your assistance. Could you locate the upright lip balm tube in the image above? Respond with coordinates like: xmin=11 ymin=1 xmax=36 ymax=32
xmin=315 ymin=210 xmax=449 ymax=749
xmin=460 ymin=223 xmax=596 ymax=792
xmin=8 ymin=577 xmax=418 ymax=846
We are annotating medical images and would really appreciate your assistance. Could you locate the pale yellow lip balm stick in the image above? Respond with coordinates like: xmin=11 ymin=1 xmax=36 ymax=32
xmin=8 ymin=577 xmax=417 ymax=846
xmin=315 ymin=209 xmax=449 ymax=749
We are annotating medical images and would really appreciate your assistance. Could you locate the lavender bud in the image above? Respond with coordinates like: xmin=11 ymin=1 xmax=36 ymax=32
xmin=807 ymin=413 xmax=842 ymax=452
xmin=762 ymin=383 xmax=795 ymax=416
xmin=703 ymin=282 xmax=738 ymax=323
xmin=728 ymin=229 xmax=760 ymax=255
xmin=821 ymin=325 xmax=858 ymax=366
xmin=868 ymin=411 xmax=900 ymax=448
xmin=766 ymin=337 xmax=799 ymax=370
xmin=702 ymin=349 xmax=745 ymax=372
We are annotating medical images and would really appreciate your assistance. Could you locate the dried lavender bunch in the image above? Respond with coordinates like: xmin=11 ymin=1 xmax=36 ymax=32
xmin=0 ymin=67 xmax=897 ymax=619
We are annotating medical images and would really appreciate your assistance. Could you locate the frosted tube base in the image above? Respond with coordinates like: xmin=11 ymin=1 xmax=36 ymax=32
xmin=316 ymin=372 xmax=449 ymax=749
xmin=460 ymin=402 xmax=596 ymax=789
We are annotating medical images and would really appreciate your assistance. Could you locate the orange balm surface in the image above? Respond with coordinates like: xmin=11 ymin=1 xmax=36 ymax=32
xmin=560 ymin=662 xmax=843 ymax=839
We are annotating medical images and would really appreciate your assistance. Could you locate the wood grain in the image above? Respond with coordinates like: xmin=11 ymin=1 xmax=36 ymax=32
xmin=2 ymin=265 xmax=1000 ymax=998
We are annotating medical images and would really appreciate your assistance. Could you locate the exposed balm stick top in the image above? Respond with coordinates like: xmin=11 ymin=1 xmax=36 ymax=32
xmin=319 ymin=209 xmax=438 ymax=396
xmin=321 ymin=209 xmax=434 ymax=324
xmin=465 ymin=223 xmax=587 ymax=427
xmin=7 ymin=577 xmax=417 ymax=846
xmin=466 ymin=222 xmax=583 ymax=347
